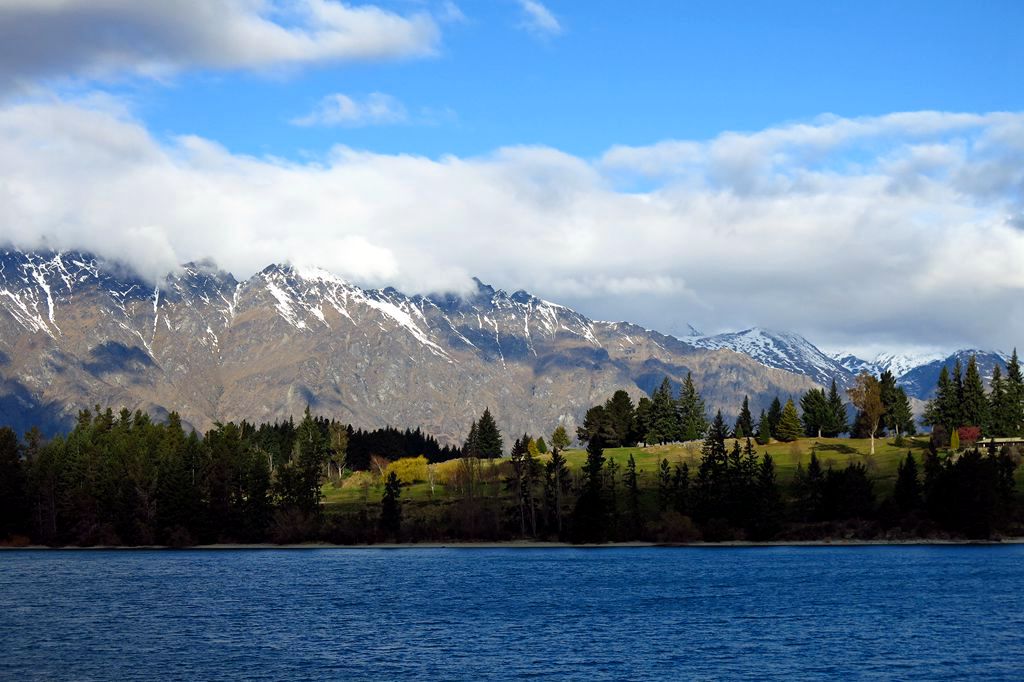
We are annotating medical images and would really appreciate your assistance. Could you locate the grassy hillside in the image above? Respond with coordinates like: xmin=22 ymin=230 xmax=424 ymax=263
xmin=323 ymin=436 xmax=959 ymax=508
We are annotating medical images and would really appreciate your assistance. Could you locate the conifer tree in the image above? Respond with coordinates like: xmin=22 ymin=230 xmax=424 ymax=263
xmin=605 ymin=390 xmax=637 ymax=447
xmin=657 ymin=458 xmax=673 ymax=512
xmin=623 ymin=454 xmax=643 ymax=538
xmin=648 ymin=378 xmax=679 ymax=444
xmin=924 ymin=366 xmax=958 ymax=433
xmin=826 ymin=379 xmax=849 ymax=437
xmin=475 ymin=408 xmax=504 ymax=458
xmin=535 ymin=437 xmax=548 ymax=454
xmin=961 ymin=356 xmax=989 ymax=431
xmin=635 ymin=397 xmax=653 ymax=443
xmin=677 ymin=373 xmax=708 ymax=441
xmin=800 ymin=388 xmax=829 ymax=438
xmin=750 ymin=454 xmax=782 ymax=540
xmin=756 ymin=409 xmax=772 ymax=445
xmin=379 ymin=471 xmax=402 ymax=539
xmin=988 ymin=365 xmax=1011 ymax=437
xmin=776 ymin=399 xmax=803 ymax=442
xmin=694 ymin=411 xmax=729 ymax=522
xmin=507 ymin=436 xmax=527 ymax=536
xmin=572 ymin=437 xmax=607 ymax=543
xmin=767 ymin=397 xmax=783 ymax=439
xmin=463 ymin=420 xmax=480 ymax=458
xmin=887 ymin=387 xmax=915 ymax=439
xmin=1005 ymin=349 xmax=1024 ymax=435
xmin=879 ymin=370 xmax=899 ymax=436
xmin=544 ymin=445 xmax=569 ymax=536
xmin=735 ymin=396 xmax=754 ymax=439
xmin=893 ymin=451 xmax=920 ymax=514
xmin=672 ymin=463 xmax=690 ymax=516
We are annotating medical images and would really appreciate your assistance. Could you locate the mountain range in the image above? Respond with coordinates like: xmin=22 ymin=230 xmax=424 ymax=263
xmin=0 ymin=248 xmax=1010 ymax=442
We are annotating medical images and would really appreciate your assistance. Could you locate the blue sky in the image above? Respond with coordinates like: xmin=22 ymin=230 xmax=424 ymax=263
xmin=119 ymin=0 xmax=1024 ymax=160
xmin=1 ymin=0 xmax=1023 ymax=357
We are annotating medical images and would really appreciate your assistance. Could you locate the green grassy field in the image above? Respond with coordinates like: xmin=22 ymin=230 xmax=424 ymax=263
xmin=322 ymin=436 xmax=970 ymax=508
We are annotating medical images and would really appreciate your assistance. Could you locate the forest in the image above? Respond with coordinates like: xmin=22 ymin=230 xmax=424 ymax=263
xmin=0 ymin=352 xmax=1022 ymax=546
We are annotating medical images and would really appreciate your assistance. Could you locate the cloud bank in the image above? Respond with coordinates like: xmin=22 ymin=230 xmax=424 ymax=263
xmin=1 ymin=98 xmax=1022 ymax=354
xmin=0 ymin=0 xmax=440 ymax=92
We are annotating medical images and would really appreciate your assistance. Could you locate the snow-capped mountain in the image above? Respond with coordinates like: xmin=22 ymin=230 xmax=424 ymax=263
xmin=0 ymin=248 xmax=818 ymax=439
xmin=687 ymin=327 xmax=851 ymax=388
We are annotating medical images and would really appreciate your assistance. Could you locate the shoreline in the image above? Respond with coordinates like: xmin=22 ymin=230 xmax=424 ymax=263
xmin=3 ymin=538 xmax=1023 ymax=550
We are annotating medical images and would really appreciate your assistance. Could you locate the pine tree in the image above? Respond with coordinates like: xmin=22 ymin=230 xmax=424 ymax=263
xmin=961 ymin=355 xmax=989 ymax=431
xmin=767 ymin=397 xmax=783 ymax=439
xmin=475 ymin=408 xmax=504 ymax=458
xmin=735 ymin=396 xmax=754 ymax=439
xmin=888 ymin=387 xmax=915 ymax=438
xmin=623 ymin=454 xmax=643 ymax=539
xmin=893 ymin=451 xmax=920 ymax=514
xmin=800 ymin=388 xmax=829 ymax=438
xmin=535 ymin=437 xmax=548 ymax=454
xmin=380 ymin=470 xmax=402 ymax=539
xmin=571 ymin=438 xmax=607 ymax=543
xmin=924 ymin=366 xmax=958 ymax=433
xmin=826 ymin=379 xmax=849 ymax=437
xmin=677 ymin=373 xmax=708 ymax=441
xmin=756 ymin=409 xmax=771 ymax=445
xmin=776 ymin=399 xmax=803 ymax=442
xmin=1006 ymin=349 xmax=1024 ymax=435
xmin=672 ymin=463 xmax=690 ymax=516
xmin=635 ymin=397 xmax=653 ymax=443
xmin=507 ymin=436 xmax=527 ymax=536
xmin=544 ymin=446 xmax=569 ymax=536
xmin=750 ymin=454 xmax=782 ymax=540
xmin=657 ymin=458 xmax=672 ymax=512
xmin=988 ymin=365 xmax=1011 ymax=437
xmin=694 ymin=411 xmax=729 ymax=522
xmin=648 ymin=378 xmax=678 ymax=444
xmin=463 ymin=420 xmax=480 ymax=458
xmin=605 ymin=390 xmax=637 ymax=447
xmin=878 ymin=370 xmax=899 ymax=436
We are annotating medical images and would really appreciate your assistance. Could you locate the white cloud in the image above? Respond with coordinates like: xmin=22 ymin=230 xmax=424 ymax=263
xmin=291 ymin=92 xmax=408 ymax=127
xmin=517 ymin=0 xmax=562 ymax=37
xmin=1 ymin=99 xmax=1023 ymax=354
xmin=0 ymin=0 xmax=441 ymax=92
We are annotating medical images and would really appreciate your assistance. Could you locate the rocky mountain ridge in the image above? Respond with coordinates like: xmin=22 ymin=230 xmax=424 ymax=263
xmin=0 ymin=248 xmax=819 ymax=442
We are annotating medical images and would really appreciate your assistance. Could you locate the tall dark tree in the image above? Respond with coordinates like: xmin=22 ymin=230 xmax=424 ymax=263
xmin=571 ymin=438 xmax=607 ymax=543
xmin=893 ymin=452 xmax=920 ymax=514
xmin=749 ymin=454 xmax=782 ymax=540
xmin=766 ymin=397 xmax=783 ymax=439
xmin=878 ymin=370 xmax=899 ymax=436
xmin=924 ymin=366 xmax=959 ymax=433
xmin=825 ymin=379 xmax=849 ymax=437
xmin=1005 ymin=349 xmax=1024 ymax=435
xmin=506 ymin=436 xmax=527 ymax=536
xmin=694 ymin=411 xmax=729 ymax=522
xmin=475 ymin=408 xmax=504 ymax=458
xmin=756 ymin=409 xmax=772 ymax=445
xmin=677 ymin=373 xmax=708 ymax=441
xmin=735 ymin=396 xmax=754 ymax=439
xmin=623 ymin=454 xmax=643 ymax=539
xmin=657 ymin=458 xmax=673 ymax=513
xmin=0 ymin=427 xmax=27 ymax=539
xmin=635 ymin=397 xmax=653 ymax=444
xmin=605 ymin=390 xmax=637 ymax=447
xmin=961 ymin=356 xmax=989 ymax=431
xmin=577 ymin=404 xmax=613 ymax=446
xmin=379 ymin=471 xmax=402 ymax=539
xmin=988 ymin=365 xmax=1011 ymax=437
xmin=543 ymin=445 xmax=570 ymax=536
xmin=647 ymin=378 xmax=679 ymax=445
xmin=800 ymin=388 xmax=829 ymax=438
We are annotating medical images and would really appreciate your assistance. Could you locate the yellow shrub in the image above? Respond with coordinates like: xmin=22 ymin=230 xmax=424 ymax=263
xmin=386 ymin=456 xmax=430 ymax=485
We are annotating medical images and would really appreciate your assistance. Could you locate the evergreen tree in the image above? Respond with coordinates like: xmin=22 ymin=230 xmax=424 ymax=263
xmin=893 ymin=452 xmax=920 ymax=514
xmin=825 ymin=379 xmax=849 ymax=437
xmin=776 ymin=399 xmax=803 ymax=442
xmin=648 ymin=378 xmax=679 ymax=444
xmin=735 ymin=396 xmax=754 ymax=439
xmin=756 ymin=409 xmax=772 ymax=445
xmin=657 ymin=458 xmax=673 ymax=513
xmin=672 ymin=463 xmax=690 ymax=516
xmin=1005 ymin=349 xmax=1024 ymax=435
xmin=623 ymin=454 xmax=643 ymax=539
xmin=577 ymin=404 xmax=613 ymax=445
xmin=888 ymin=387 xmax=916 ymax=438
xmin=524 ymin=438 xmax=542 ymax=536
xmin=506 ymin=436 xmax=527 ymax=536
xmin=535 ymin=437 xmax=548 ymax=454
xmin=961 ymin=356 xmax=989 ymax=431
xmin=635 ymin=397 xmax=653 ymax=444
xmin=924 ymin=366 xmax=958 ymax=433
xmin=767 ymin=397 xmax=783 ymax=439
xmin=0 ymin=427 xmax=27 ymax=539
xmin=677 ymin=373 xmax=708 ymax=441
xmin=878 ymin=370 xmax=899 ymax=436
xmin=800 ymin=388 xmax=829 ymax=438
xmin=750 ymin=454 xmax=782 ymax=540
xmin=475 ymin=408 xmax=504 ymax=458
xmin=793 ymin=452 xmax=825 ymax=521
xmin=605 ymin=390 xmax=637 ymax=447
xmin=694 ymin=411 xmax=729 ymax=522
xmin=544 ymin=446 xmax=570 ymax=536
xmin=571 ymin=438 xmax=607 ymax=543
xmin=379 ymin=471 xmax=402 ymax=539
xmin=988 ymin=365 xmax=1009 ymax=436
xmin=462 ymin=420 xmax=480 ymax=458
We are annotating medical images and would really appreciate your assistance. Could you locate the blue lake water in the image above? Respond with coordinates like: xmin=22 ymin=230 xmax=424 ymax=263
xmin=2 ymin=545 xmax=1023 ymax=680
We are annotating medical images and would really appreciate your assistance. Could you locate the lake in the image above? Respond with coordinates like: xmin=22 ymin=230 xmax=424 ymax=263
xmin=2 ymin=546 xmax=1023 ymax=680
